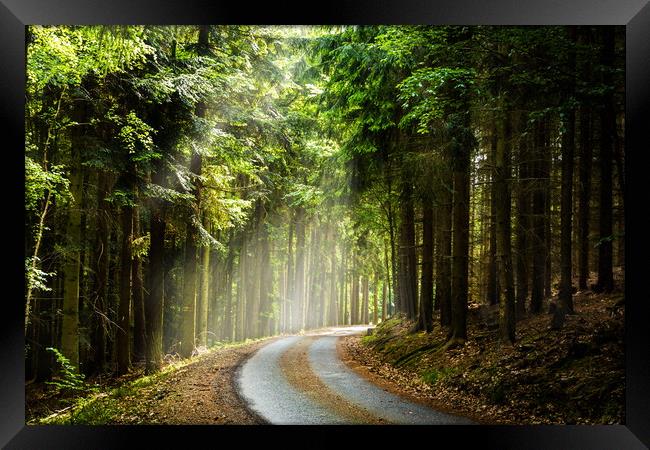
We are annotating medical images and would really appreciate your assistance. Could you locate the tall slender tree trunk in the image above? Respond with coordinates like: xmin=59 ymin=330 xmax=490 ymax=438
xmin=209 ymin=229 xmax=222 ymax=345
xmin=328 ymin=226 xmax=338 ymax=326
xmin=398 ymin=179 xmax=417 ymax=320
xmin=383 ymin=239 xmax=392 ymax=319
xmin=449 ymin=114 xmax=472 ymax=344
xmin=306 ymin=220 xmax=321 ymax=328
xmin=406 ymin=190 xmax=418 ymax=321
xmin=372 ymin=272 xmax=379 ymax=325
xmin=132 ymin=205 xmax=146 ymax=361
xmin=61 ymin=103 xmax=86 ymax=370
xmin=495 ymin=101 xmax=516 ymax=344
xmin=385 ymin=156 xmax=398 ymax=317
xmin=555 ymin=26 xmax=577 ymax=328
xmin=436 ymin=164 xmax=453 ymax=327
xmin=418 ymin=200 xmax=434 ymax=332
xmin=145 ymin=171 xmax=166 ymax=374
xmin=362 ymin=275 xmax=369 ymax=324
xmin=247 ymin=208 xmax=262 ymax=338
xmin=351 ymin=251 xmax=359 ymax=324
xmin=596 ymin=27 xmax=615 ymax=293
xmin=286 ymin=212 xmax=295 ymax=332
xmin=223 ymin=232 xmax=236 ymax=341
xmin=198 ymin=216 xmax=211 ymax=347
xmin=91 ymin=172 xmax=111 ymax=373
xmin=116 ymin=205 xmax=133 ymax=375
xmin=515 ymin=119 xmax=531 ymax=317
xmin=259 ymin=219 xmax=272 ymax=337
xmin=294 ymin=206 xmax=306 ymax=332
xmin=577 ymin=113 xmax=593 ymax=290
xmin=236 ymin=236 xmax=247 ymax=341
xmin=447 ymin=28 xmax=473 ymax=345
xmin=381 ymin=280 xmax=387 ymax=322
xmin=180 ymin=25 xmax=209 ymax=356
xmin=340 ymin=245 xmax=347 ymax=325
xmin=181 ymin=218 xmax=198 ymax=356
xmin=486 ymin=130 xmax=499 ymax=306
xmin=544 ymin=136 xmax=552 ymax=300
xmin=530 ymin=119 xmax=547 ymax=314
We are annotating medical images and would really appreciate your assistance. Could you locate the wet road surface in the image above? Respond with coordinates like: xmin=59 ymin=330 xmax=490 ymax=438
xmin=236 ymin=326 xmax=475 ymax=425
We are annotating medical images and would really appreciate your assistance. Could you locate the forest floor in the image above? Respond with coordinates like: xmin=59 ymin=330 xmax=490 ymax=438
xmin=26 ymin=338 xmax=272 ymax=425
xmin=341 ymin=278 xmax=625 ymax=425
xmin=26 ymin=274 xmax=624 ymax=426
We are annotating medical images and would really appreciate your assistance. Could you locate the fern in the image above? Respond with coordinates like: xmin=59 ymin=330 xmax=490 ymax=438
xmin=45 ymin=347 xmax=88 ymax=394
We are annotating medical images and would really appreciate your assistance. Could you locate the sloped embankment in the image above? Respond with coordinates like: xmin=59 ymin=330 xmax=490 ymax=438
xmin=342 ymin=290 xmax=624 ymax=425
xmin=27 ymin=338 xmax=271 ymax=425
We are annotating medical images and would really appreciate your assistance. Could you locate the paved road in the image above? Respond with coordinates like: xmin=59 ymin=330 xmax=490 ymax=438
xmin=236 ymin=326 xmax=475 ymax=425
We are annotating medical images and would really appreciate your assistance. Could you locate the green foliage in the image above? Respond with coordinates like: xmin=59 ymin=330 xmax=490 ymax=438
xmin=45 ymin=347 xmax=91 ymax=395
xmin=109 ymin=110 xmax=157 ymax=158
xmin=27 ymin=26 xmax=152 ymax=92
xmin=420 ymin=366 xmax=457 ymax=385
xmin=25 ymin=156 xmax=70 ymax=212
xmin=283 ymin=182 xmax=324 ymax=209
xmin=398 ymin=67 xmax=476 ymax=133
xmin=131 ymin=233 xmax=150 ymax=258
xmin=25 ymin=257 xmax=55 ymax=293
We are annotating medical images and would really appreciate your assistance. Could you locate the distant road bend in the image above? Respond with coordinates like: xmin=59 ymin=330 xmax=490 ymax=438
xmin=236 ymin=326 xmax=475 ymax=425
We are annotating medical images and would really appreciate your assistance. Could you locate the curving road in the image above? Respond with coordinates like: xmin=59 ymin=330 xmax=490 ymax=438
xmin=236 ymin=326 xmax=475 ymax=425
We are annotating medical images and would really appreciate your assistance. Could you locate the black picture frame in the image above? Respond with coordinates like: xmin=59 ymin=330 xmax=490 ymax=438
xmin=2 ymin=1 xmax=648 ymax=448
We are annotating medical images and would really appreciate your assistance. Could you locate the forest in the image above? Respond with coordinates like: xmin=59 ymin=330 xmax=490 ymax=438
xmin=25 ymin=25 xmax=624 ymax=399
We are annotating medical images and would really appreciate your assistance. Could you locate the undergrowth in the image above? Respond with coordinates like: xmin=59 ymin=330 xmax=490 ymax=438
xmin=358 ymin=291 xmax=625 ymax=424
xmin=29 ymin=338 xmax=266 ymax=425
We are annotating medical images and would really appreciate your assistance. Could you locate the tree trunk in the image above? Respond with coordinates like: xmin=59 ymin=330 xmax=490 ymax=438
xmin=372 ymin=271 xmax=379 ymax=325
xmin=436 ymin=164 xmax=453 ymax=327
xmin=294 ymin=206 xmax=306 ymax=332
xmin=247 ymin=207 xmax=262 ymax=338
xmin=398 ymin=180 xmax=417 ymax=320
xmin=486 ymin=130 xmax=499 ymax=306
xmin=181 ymin=217 xmax=198 ymax=356
xmin=340 ymin=245 xmax=348 ymax=325
xmin=530 ymin=119 xmax=547 ymax=314
xmin=90 ymin=172 xmax=111 ymax=373
xmin=61 ymin=104 xmax=85 ymax=370
xmin=306 ymin=220 xmax=321 ymax=328
xmin=179 ymin=25 xmax=209 ymax=355
xmin=577 ymin=122 xmax=593 ymax=291
xmin=132 ymin=205 xmax=146 ymax=361
xmin=383 ymin=239 xmax=392 ymax=319
xmin=259 ymin=219 xmax=272 ymax=337
xmin=449 ymin=118 xmax=472 ymax=344
xmin=286 ymin=212 xmax=295 ymax=332
xmin=235 ymin=236 xmax=247 ymax=341
xmin=418 ymin=200 xmax=434 ymax=332
xmin=381 ymin=280 xmax=387 ymax=322
xmin=351 ymin=252 xmax=359 ymax=324
xmin=385 ymin=157 xmax=398 ymax=317
xmin=223 ymin=232 xmax=236 ymax=341
xmin=596 ymin=27 xmax=615 ymax=293
xmin=328 ymin=226 xmax=338 ymax=326
xmin=145 ymin=180 xmax=165 ymax=373
xmin=362 ymin=275 xmax=369 ymax=324
xmin=116 ymin=205 xmax=133 ymax=375
xmin=198 ymin=216 xmax=211 ymax=347
xmin=495 ymin=103 xmax=516 ymax=344
xmin=515 ymin=119 xmax=531 ymax=317
xmin=555 ymin=26 xmax=577 ymax=328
